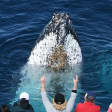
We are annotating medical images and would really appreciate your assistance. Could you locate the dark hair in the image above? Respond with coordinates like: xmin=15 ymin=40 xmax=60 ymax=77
xmin=86 ymin=96 xmax=95 ymax=102
xmin=54 ymin=93 xmax=65 ymax=104
xmin=20 ymin=98 xmax=30 ymax=109
xmin=86 ymin=92 xmax=96 ymax=103
xmin=0 ymin=105 xmax=11 ymax=112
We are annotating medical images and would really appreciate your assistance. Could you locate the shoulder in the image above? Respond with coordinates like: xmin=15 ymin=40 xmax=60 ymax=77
xmin=75 ymin=102 xmax=84 ymax=112
xmin=95 ymin=105 xmax=100 ymax=110
xmin=77 ymin=102 xmax=83 ymax=105
xmin=92 ymin=104 xmax=100 ymax=111
xmin=76 ymin=102 xmax=84 ymax=107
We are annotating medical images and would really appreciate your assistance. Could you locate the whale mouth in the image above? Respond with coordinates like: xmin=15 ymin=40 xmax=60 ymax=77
xmin=28 ymin=13 xmax=82 ymax=71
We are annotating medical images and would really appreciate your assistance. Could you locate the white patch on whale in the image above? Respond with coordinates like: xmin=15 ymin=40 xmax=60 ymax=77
xmin=28 ymin=33 xmax=82 ymax=66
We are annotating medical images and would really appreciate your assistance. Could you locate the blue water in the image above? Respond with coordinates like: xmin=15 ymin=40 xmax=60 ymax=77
xmin=0 ymin=0 xmax=112 ymax=112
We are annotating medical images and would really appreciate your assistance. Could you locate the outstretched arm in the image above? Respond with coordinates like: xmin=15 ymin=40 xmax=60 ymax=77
xmin=66 ymin=75 xmax=78 ymax=112
xmin=41 ymin=76 xmax=56 ymax=112
xmin=41 ymin=76 xmax=46 ymax=92
xmin=72 ymin=75 xmax=78 ymax=91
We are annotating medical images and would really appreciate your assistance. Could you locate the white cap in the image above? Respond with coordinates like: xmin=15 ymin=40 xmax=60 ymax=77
xmin=19 ymin=92 xmax=29 ymax=100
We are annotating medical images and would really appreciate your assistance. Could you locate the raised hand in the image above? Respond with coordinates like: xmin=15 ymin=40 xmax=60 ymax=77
xmin=41 ymin=76 xmax=46 ymax=84
xmin=73 ymin=75 xmax=78 ymax=90
xmin=41 ymin=76 xmax=46 ymax=92
xmin=73 ymin=75 xmax=78 ymax=84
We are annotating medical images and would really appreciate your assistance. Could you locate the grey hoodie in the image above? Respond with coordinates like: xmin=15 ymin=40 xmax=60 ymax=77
xmin=41 ymin=91 xmax=76 ymax=112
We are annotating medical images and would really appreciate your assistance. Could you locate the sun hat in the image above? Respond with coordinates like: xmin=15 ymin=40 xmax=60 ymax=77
xmin=19 ymin=92 xmax=29 ymax=100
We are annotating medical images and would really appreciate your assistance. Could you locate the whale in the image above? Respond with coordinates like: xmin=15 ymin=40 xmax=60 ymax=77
xmin=28 ymin=13 xmax=82 ymax=70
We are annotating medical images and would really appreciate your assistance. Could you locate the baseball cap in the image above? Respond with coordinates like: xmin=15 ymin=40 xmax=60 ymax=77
xmin=19 ymin=92 xmax=29 ymax=100
xmin=86 ymin=92 xmax=96 ymax=101
xmin=87 ymin=92 xmax=96 ymax=98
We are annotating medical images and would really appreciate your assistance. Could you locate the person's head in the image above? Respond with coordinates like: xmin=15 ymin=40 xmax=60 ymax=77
xmin=84 ymin=92 xmax=96 ymax=103
xmin=0 ymin=105 xmax=11 ymax=112
xmin=52 ymin=93 xmax=67 ymax=111
xmin=19 ymin=92 xmax=30 ymax=109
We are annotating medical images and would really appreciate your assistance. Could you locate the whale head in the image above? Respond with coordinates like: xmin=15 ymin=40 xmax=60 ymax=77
xmin=28 ymin=13 xmax=82 ymax=70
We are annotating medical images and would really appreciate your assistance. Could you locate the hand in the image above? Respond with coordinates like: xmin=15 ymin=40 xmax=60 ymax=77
xmin=41 ymin=76 xmax=46 ymax=92
xmin=73 ymin=75 xmax=78 ymax=84
xmin=109 ymin=103 xmax=112 ymax=110
xmin=73 ymin=75 xmax=78 ymax=90
xmin=41 ymin=76 xmax=46 ymax=84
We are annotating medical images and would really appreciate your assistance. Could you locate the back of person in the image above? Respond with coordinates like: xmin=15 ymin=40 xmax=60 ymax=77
xmin=40 ymin=75 xmax=78 ymax=112
xmin=75 ymin=102 xmax=100 ymax=112
xmin=13 ymin=92 xmax=34 ymax=112
xmin=75 ymin=92 xmax=100 ymax=112
xmin=13 ymin=100 xmax=34 ymax=112
xmin=13 ymin=103 xmax=33 ymax=112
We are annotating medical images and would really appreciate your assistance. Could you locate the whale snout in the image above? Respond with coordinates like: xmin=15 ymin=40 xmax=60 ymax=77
xmin=44 ymin=13 xmax=73 ymax=45
xmin=44 ymin=13 xmax=71 ymax=36
xmin=52 ymin=13 xmax=70 ymax=26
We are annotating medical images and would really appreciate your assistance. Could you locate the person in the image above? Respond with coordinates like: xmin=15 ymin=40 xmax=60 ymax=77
xmin=40 ymin=75 xmax=78 ymax=112
xmin=0 ymin=104 xmax=11 ymax=112
xmin=107 ymin=103 xmax=112 ymax=112
xmin=75 ymin=92 xmax=100 ymax=112
xmin=13 ymin=92 xmax=34 ymax=112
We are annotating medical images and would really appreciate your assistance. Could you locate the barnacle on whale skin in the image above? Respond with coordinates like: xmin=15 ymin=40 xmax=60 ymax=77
xmin=48 ymin=45 xmax=67 ymax=71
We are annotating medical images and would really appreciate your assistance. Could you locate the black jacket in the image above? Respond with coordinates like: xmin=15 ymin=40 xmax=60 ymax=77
xmin=13 ymin=100 xmax=34 ymax=112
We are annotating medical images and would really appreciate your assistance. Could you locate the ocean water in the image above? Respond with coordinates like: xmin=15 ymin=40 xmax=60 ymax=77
xmin=0 ymin=0 xmax=112 ymax=112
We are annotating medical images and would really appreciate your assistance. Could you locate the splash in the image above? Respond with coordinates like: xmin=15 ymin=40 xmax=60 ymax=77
xmin=12 ymin=64 xmax=81 ymax=111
